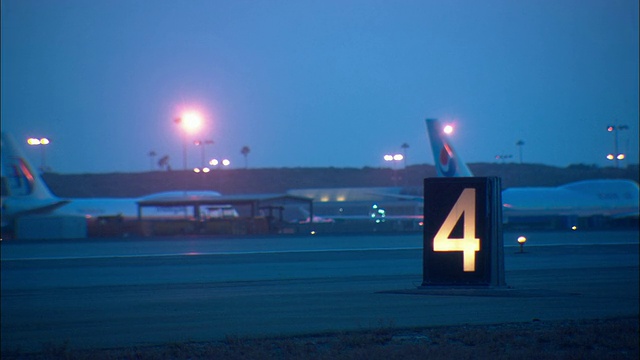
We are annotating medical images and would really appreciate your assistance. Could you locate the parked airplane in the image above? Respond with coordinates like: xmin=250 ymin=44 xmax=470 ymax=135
xmin=425 ymin=118 xmax=640 ymax=226
xmin=0 ymin=132 xmax=226 ymax=233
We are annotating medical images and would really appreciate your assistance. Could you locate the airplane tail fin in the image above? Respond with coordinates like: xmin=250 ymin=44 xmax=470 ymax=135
xmin=425 ymin=118 xmax=473 ymax=177
xmin=1 ymin=132 xmax=57 ymax=200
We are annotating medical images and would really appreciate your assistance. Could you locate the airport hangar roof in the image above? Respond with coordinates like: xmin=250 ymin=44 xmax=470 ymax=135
xmin=136 ymin=193 xmax=314 ymax=221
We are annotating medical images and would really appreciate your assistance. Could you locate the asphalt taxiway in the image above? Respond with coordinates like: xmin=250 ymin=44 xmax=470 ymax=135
xmin=1 ymin=230 xmax=638 ymax=352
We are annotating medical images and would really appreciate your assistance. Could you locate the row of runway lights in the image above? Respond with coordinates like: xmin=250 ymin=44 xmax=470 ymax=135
xmin=517 ymin=225 xmax=579 ymax=252
xmin=300 ymin=229 xmax=583 ymax=254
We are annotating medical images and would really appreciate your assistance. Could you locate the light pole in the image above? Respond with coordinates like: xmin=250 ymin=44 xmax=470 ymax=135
xmin=516 ymin=140 xmax=524 ymax=164
xmin=174 ymin=118 xmax=188 ymax=170
xmin=606 ymin=124 xmax=628 ymax=168
xmin=400 ymin=143 xmax=409 ymax=168
xmin=148 ymin=151 xmax=157 ymax=171
xmin=384 ymin=154 xmax=403 ymax=186
xmin=195 ymin=139 xmax=214 ymax=168
xmin=174 ymin=111 xmax=203 ymax=170
xmin=27 ymin=137 xmax=50 ymax=172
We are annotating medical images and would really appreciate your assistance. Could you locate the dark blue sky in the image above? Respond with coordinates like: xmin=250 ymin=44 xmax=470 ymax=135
xmin=2 ymin=0 xmax=638 ymax=174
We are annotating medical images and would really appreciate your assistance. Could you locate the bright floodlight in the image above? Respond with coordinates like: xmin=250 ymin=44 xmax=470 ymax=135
xmin=27 ymin=137 xmax=50 ymax=145
xmin=222 ymin=159 xmax=231 ymax=166
xmin=180 ymin=112 xmax=203 ymax=134
xmin=383 ymin=154 xmax=393 ymax=161
xmin=209 ymin=159 xmax=219 ymax=166
xmin=393 ymin=154 xmax=403 ymax=161
xmin=443 ymin=124 xmax=454 ymax=135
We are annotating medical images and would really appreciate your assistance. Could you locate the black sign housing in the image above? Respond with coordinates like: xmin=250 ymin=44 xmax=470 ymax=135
xmin=423 ymin=177 xmax=505 ymax=287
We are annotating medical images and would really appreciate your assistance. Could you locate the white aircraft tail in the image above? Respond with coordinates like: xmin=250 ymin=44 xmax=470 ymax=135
xmin=425 ymin=119 xmax=473 ymax=177
xmin=1 ymin=132 xmax=57 ymax=200
xmin=1 ymin=132 xmax=70 ymax=229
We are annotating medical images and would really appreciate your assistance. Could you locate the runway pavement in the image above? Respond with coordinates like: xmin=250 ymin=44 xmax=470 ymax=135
xmin=1 ymin=230 xmax=638 ymax=352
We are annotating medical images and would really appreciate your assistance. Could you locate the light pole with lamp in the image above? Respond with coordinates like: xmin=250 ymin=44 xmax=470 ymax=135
xmin=174 ymin=111 xmax=203 ymax=171
xmin=606 ymin=124 xmax=628 ymax=168
xmin=516 ymin=140 xmax=524 ymax=164
xmin=384 ymin=154 xmax=403 ymax=186
xmin=194 ymin=139 xmax=214 ymax=168
xmin=27 ymin=137 xmax=50 ymax=172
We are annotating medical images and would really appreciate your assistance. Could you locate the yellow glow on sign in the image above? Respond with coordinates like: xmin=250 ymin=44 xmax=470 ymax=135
xmin=433 ymin=188 xmax=480 ymax=272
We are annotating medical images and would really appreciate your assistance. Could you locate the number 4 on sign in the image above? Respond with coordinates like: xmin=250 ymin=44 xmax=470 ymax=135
xmin=433 ymin=188 xmax=480 ymax=272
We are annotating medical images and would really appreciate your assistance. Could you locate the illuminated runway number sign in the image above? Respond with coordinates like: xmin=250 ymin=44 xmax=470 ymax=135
xmin=423 ymin=177 xmax=505 ymax=287
xmin=433 ymin=188 xmax=480 ymax=272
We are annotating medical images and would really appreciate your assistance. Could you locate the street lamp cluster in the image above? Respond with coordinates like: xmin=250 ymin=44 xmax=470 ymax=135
xmin=174 ymin=111 xmax=234 ymax=172
xmin=606 ymin=124 xmax=628 ymax=168
xmin=383 ymin=154 xmax=404 ymax=162
xmin=193 ymin=158 xmax=231 ymax=173
xmin=27 ymin=137 xmax=50 ymax=172
xmin=27 ymin=137 xmax=50 ymax=146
